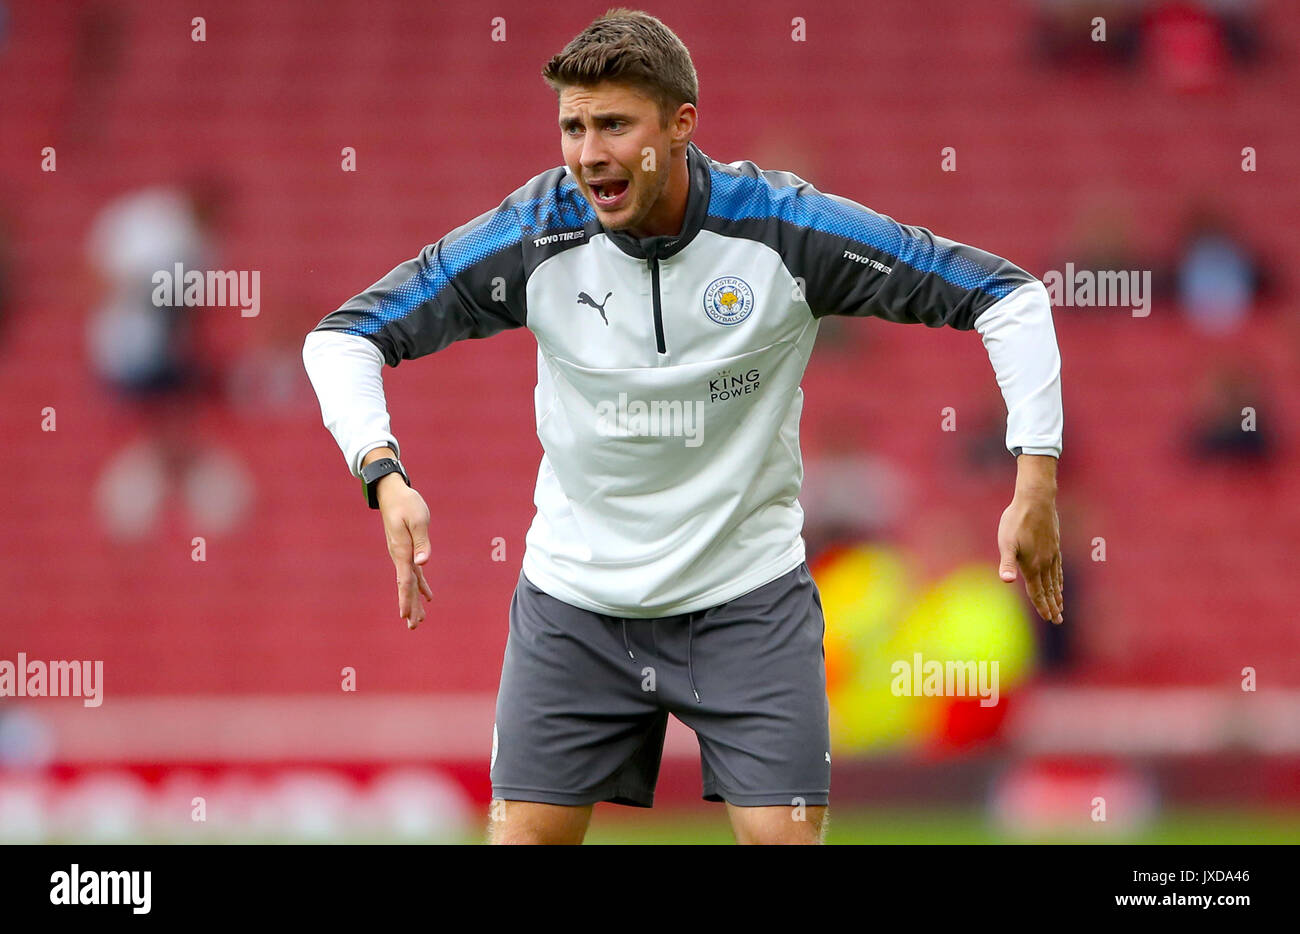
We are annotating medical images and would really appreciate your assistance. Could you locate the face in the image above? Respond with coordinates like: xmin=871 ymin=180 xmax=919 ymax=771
xmin=558 ymin=81 xmax=691 ymax=236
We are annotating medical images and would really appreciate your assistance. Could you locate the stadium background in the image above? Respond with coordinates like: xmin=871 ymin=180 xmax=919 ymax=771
xmin=1 ymin=0 xmax=1297 ymax=843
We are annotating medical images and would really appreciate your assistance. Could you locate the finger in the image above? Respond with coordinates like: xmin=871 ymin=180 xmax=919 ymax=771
xmin=409 ymin=518 xmax=431 ymax=568
xmin=391 ymin=544 xmax=411 ymax=595
xmin=391 ymin=551 xmax=420 ymax=624
xmin=1053 ymin=554 xmax=1064 ymax=623
xmin=1041 ymin=564 xmax=1063 ymax=624
xmin=388 ymin=530 xmax=423 ymax=625
xmin=1025 ymin=572 xmax=1052 ymax=622
xmin=998 ymin=543 xmax=1018 ymax=582
xmin=1049 ymin=552 xmax=1062 ymax=610
xmin=396 ymin=567 xmax=416 ymax=622
xmin=415 ymin=563 xmax=434 ymax=602
xmin=401 ymin=518 xmax=432 ymax=624
xmin=1038 ymin=563 xmax=1053 ymax=612
xmin=405 ymin=565 xmax=430 ymax=625
xmin=401 ymin=576 xmax=425 ymax=629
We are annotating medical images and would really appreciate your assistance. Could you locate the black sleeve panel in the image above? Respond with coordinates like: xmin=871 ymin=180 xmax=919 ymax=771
xmin=310 ymin=167 xmax=572 ymax=367
xmin=703 ymin=160 xmax=1037 ymax=331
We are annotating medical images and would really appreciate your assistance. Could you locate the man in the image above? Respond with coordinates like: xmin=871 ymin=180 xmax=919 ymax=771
xmin=303 ymin=9 xmax=1064 ymax=845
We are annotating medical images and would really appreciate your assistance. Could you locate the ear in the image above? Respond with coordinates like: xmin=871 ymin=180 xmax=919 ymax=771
xmin=671 ymin=102 xmax=697 ymax=148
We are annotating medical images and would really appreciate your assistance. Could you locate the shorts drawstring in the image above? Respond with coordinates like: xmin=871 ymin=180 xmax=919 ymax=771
xmin=621 ymin=618 xmax=635 ymax=660
xmin=687 ymin=613 xmax=700 ymax=704
xmin=624 ymin=616 xmax=700 ymax=702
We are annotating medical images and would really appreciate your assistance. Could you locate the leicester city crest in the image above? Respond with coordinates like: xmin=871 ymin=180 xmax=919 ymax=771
xmin=703 ymin=276 xmax=755 ymax=326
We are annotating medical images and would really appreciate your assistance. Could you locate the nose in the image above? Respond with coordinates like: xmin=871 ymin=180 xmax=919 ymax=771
xmin=579 ymin=128 xmax=609 ymax=170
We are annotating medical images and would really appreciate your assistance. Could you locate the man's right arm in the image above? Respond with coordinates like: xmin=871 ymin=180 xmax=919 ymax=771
xmin=302 ymin=191 xmax=532 ymax=628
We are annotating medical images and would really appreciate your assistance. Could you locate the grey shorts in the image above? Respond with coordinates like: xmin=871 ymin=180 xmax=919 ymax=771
xmin=490 ymin=562 xmax=831 ymax=808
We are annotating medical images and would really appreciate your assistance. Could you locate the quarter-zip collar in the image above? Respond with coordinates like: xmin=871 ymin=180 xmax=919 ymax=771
xmin=604 ymin=142 xmax=711 ymax=261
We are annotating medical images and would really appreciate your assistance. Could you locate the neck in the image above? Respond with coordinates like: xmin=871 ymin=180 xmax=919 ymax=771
xmin=627 ymin=149 xmax=691 ymax=239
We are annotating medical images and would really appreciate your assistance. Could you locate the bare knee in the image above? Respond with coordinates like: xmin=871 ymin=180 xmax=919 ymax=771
xmin=487 ymin=799 xmax=593 ymax=845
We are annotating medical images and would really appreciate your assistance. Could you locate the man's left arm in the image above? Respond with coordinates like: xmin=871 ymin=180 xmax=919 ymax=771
xmin=973 ymin=279 xmax=1064 ymax=626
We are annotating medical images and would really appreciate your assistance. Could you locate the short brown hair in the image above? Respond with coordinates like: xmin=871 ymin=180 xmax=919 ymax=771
xmin=542 ymin=9 xmax=698 ymax=127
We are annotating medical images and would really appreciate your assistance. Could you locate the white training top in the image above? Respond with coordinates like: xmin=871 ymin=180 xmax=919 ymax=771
xmin=303 ymin=142 xmax=1062 ymax=617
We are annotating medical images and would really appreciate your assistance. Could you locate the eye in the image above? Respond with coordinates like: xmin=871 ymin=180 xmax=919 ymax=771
xmin=606 ymin=121 xmax=624 ymax=132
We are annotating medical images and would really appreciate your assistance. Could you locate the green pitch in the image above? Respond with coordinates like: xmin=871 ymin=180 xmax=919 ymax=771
xmin=572 ymin=806 xmax=1300 ymax=845
xmin=46 ymin=806 xmax=1300 ymax=844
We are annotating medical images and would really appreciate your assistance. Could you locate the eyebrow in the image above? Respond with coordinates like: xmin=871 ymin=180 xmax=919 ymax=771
xmin=559 ymin=112 xmax=634 ymax=129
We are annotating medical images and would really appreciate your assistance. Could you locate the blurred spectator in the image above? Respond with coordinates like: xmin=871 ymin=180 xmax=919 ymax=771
xmin=1036 ymin=494 xmax=1093 ymax=676
xmin=1144 ymin=0 xmax=1262 ymax=90
xmin=85 ymin=186 xmax=206 ymax=395
xmin=61 ymin=1 xmax=126 ymax=148
xmin=226 ymin=308 xmax=318 ymax=416
xmin=965 ymin=403 xmax=1020 ymax=474
xmin=0 ymin=206 xmax=12 ymax=348
xmin=1186 ymin=362 xmax=1275 ymax=462
xmin=1061 ymin=194 xmax=1148 ymax=274
xmin=801 ymin=431 xmax=912 ymax=560
xmin=1170 ymin=203 xmax=1270 ymax=335
xmin=1036 ymin=0 xmax=1262 ymax=80
xmin=0 ymin=709 xmax=55 ymax=770
xmin=1205 ymin=0 xmax=1264 ymax=65
xmin=1048 ymin=192 xmax=1157 ymax=318
xmin=748 ymin=130 xmax=825 ymax=188
xmin=1034 ymin=0 xmax=1143 ymax=69
xmin=1144 ymin=0 xmax=1232 ymax=89
xmin=84 ymin=178 xmax=253 ymax=540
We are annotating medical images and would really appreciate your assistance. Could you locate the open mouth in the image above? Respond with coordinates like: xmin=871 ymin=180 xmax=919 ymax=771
xmin=590 ymin=179 xmax=630 ymax=208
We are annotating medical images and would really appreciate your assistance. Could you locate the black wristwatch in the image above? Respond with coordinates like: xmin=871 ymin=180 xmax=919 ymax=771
xmin=360 ymin=457 xmax=409 ymax=509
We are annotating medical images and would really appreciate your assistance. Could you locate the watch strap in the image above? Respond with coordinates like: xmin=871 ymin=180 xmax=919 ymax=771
xmin=360 ymin=457 xmax=409 ymax=509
